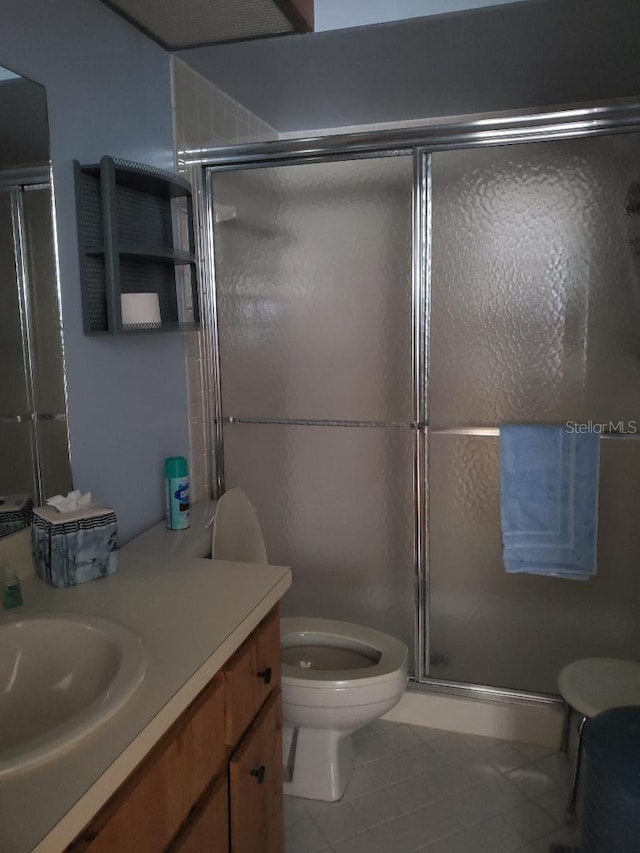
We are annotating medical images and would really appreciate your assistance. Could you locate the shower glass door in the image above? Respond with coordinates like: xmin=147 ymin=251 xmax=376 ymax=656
xmin=203 ymin=109 xmax=640 ymax=701
xmin=427 ymin=132 xmax=640 ymax=695
xmin=208 ymin=156 xmax=417 ymax=668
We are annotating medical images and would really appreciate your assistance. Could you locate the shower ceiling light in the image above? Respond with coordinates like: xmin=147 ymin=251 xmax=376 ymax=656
xmin=100 ymin=0 xmax=314 ymax=50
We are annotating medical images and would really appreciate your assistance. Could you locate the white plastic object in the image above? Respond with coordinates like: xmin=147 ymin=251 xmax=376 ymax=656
xmin=211 ymin=488 xmax=268 ymax=565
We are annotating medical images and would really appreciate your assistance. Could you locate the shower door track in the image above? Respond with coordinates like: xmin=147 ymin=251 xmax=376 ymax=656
xmin=190 ymin=97 xmax=640 ymax=709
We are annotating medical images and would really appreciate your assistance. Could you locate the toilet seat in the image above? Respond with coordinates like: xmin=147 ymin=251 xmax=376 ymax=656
xmin=281 ymin=617 xmax=408 ymax=688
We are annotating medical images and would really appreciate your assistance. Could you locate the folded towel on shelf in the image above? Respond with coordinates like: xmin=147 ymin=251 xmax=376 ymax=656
xmin=499 ymin=425 xmax=599 ymax=579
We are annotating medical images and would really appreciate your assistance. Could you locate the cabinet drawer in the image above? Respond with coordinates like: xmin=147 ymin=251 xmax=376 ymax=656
xmin=229 ymin=689 xmax=284 ymax=853
xmin=224 ymin=607 xmax=280 ymax=746
xmin=70 ymin=675 xmax=226 ymax=853
xmin=170 ymin=772 xmax=229 ymax=853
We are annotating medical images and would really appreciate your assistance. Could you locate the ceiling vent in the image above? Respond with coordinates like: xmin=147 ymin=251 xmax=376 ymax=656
xmin=100 ymin=0 xmax=313 ymax=50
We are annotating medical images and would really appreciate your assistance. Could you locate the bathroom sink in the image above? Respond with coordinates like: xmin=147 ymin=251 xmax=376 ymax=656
xmin=0 ymin=613 xmax=147 ymax=775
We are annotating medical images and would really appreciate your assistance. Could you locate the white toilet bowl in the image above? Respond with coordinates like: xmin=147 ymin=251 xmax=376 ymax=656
xmin=280 ymin=616 xmax=408 ymax=800
xmin=212 ymin=488 xmax=409 ymax=801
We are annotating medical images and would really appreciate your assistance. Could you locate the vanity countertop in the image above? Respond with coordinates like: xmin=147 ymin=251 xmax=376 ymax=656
xmin=0 ymin=549 xmax=291 ymax=853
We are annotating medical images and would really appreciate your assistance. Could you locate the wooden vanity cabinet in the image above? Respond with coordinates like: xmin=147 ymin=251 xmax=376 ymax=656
xmin=224 ymin=607 xmax=281 ymax=747
xmin=170 ymin=773 xmax=229 ymax=853
xmin=68 ymin=606 xmax=283 ymax=853
xmin=229 ymin=690 xmax=284 ymax=853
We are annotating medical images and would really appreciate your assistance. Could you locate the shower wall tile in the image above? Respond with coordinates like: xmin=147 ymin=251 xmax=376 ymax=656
xmin=171 ymin=57 xmax=277 ymax=503
xmin=172 ymin=56 xmax=276 ymax=163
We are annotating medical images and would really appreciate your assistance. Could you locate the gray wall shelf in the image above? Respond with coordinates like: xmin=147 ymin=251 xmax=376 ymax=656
xmin=74 ymin=156 xmax=200 ymax=335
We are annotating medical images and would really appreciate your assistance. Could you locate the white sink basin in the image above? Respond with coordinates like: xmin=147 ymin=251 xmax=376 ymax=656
xmin=0 ymin=613 xmax=147 ymax=775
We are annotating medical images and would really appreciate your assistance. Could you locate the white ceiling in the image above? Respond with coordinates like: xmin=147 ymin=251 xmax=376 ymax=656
xmin=313 ymin=0 xmax=532 ymax=32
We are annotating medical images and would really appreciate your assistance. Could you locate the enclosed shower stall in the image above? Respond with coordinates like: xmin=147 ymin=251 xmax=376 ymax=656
xmin=197 ymin=103 xmax=640 ymax=703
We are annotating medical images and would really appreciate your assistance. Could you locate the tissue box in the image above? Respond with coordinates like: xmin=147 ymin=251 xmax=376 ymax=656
xmin=0 ymin=494 xmax=33 ymax=538
xmin=31 ymin=505 xmax=118 ymax=588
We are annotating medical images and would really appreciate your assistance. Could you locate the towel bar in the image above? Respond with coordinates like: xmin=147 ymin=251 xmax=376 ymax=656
xmin=430 ymin=426 xmax=640 ymax=439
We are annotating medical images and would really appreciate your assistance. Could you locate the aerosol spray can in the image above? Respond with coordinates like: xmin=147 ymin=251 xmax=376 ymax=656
xmin=164 ymin=456 xmax=190 ymax=530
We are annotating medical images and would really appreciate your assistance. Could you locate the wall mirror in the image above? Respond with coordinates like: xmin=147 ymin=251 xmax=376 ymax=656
xmin=0 ymin=63 xmax=71 ymax=539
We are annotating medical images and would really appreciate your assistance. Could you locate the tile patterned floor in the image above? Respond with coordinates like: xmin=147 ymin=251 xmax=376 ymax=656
xmin=284 ymin=720 xmax=582 ymax=853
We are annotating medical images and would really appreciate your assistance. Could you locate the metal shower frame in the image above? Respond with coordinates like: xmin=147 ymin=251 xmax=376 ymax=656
xmin=186 ymin=97 xmax=640 ymax=708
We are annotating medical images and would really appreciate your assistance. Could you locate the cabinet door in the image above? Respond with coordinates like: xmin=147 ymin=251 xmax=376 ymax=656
xmin=170 ymin=773 xmax=229 ymax=853
xmin=225 ymin=607 xmax=281 ymax=746
xmin=229 ymin=689 xmax=284 ymax=853
xmin=69 ymin=676 xmax=226 ymax=852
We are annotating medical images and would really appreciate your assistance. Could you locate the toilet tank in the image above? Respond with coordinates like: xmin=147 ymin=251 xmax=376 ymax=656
xmin=122 ymin=500 xmax=215 ymax=558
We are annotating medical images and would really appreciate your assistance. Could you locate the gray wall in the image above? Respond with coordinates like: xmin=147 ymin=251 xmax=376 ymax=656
xmin=0 ymin=0 xmax=187 ymax=542
xmin=180 ymin=0 xmax=640 ymax=132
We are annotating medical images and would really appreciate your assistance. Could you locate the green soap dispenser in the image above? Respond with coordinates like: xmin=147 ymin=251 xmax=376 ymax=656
xmin=2 ymin=564 xmax=23 ymax=608
xmin=165 ymin=456 xmax=190 ymax=531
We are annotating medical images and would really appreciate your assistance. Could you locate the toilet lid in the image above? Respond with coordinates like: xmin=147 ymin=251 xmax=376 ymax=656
xmin=211 ymin=488 xmax=268 ymax=565
xmin=281 ymin=617 xmax=408 ymax=687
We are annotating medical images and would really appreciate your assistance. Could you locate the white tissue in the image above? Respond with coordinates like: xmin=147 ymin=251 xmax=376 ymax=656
xmin=46 ymin=490 xmax=93 ymax=513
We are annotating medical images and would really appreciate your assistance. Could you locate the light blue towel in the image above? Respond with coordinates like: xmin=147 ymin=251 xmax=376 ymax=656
xmin=499 ymin=425 xmax=599 ymax=579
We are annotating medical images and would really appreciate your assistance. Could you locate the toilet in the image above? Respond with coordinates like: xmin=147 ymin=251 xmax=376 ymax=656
xmin=211 ymin=488 xmax=409 ymax=802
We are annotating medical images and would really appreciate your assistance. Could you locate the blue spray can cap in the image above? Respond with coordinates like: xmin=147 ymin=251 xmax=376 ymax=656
xmin=165 ymin=456 xmax=188 ymax=478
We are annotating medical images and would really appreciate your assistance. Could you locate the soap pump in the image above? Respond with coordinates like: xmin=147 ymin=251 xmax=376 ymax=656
xmin=2 ymin=564 xmax=23 ymax=608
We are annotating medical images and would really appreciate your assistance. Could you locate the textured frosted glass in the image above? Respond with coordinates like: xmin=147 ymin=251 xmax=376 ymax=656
xmin=0 ymin=186 xmax=70 ymax=509
xmin=212 ymin=156 xmax=413 ymax=421
xmin=0 ymin=423 xmax=34 ymax=496
xmin=428 ymin=434 xmax=640 ymax=695
xmin=0 ymin=191 xmax=28 ymax=416
xmin=36 ymin=419 xmax=72 ymax=501
xmin=430 ymin=134 xmax=640 ymax=429
xmin=223 ymin=423 xmax=416 ymax=670
xmin=427 ymin=132 xmax=640 ymax=694
xmin=22 ymin=188 xmax=66 ymax=415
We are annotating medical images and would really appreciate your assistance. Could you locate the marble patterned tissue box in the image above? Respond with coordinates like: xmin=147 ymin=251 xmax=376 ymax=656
xmin=0 ymin=494 xmax=33 ymax=538
xmin=31 ymin=505 xmax=118 ymax=588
